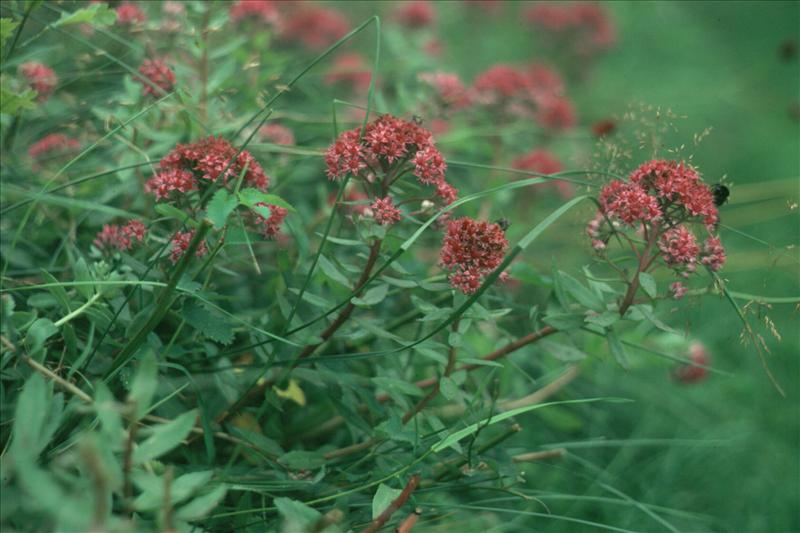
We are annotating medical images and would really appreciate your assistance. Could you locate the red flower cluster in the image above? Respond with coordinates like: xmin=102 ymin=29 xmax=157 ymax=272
xmin=259 ymin=123 xmax=295 ymax=146
xmin=658 ymin=226 xmax=700 ymax=274
xmin=28 ymin=134 xmax=80 ymax=159
xmin=94 ymin=220 xmax=146 ymax=252
xmin=512 ymin=149 xmax=573 ymax=198
xmin=670 ymin=281 xmax=688 ymax=300
xmin=229 ymin=0 xmax=280 ymax=26
xmin=116 ymin=2 xmax=147 ymax=25
xmin=472 ymin=63 xmax=575 ymax=129
xmin=701 ymin=235 xmax=726 ymax=272
xmin=253 ymin=203 xmax=289 ymax=239
xmin=394 ymin=1 xmax=437 ymax=29
xmin=599 ymin=180 xmax=662 ymax=225
xmin=170 ymin=230 xmax=208 ymax=263
xmin=137 ymin=58 xmax=176 ymax=97
xmin=439 ymin=217 xmax=509 ymax=294
xmin=325 ymin=115 xmax=455 ymax=205
xmin=324 ymin=53 xmax=372 ymax=93
xmin=673 ymin=342 xmax=710 ymax=383
xmin=592 ymin=118 xmax=617 ymax=137
xmin=524 ymin=2 xmax=615 ymax=56
xmin=280 ymin=6 xmax=349 ymax=50
xmin=146 ymin=136 xmax=269 ymax=200
xmin=419 ymin=72 xmax=472 ymax=110
xmin=19 ymin=62 xmax=57 ymax=102
xmin=370 ymin=196 xmax=402 ymax=226
xmin=628 ymin=159 xmax=718 ymax=226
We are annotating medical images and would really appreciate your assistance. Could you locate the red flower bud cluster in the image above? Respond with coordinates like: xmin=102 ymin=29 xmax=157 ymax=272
xmin=146 ymin=136 xmax=269 ymax=200
xmin=393 ymin=1 xmax=437 ymax=29
xmin=116 ymin=2 xmax=147 ymax=26
xmin=370 ymin=196 xmax=402 ymax=226
xmin=94 ymin=220 xmax=146 ymax=252
xmin=229 ymin=0 xmax=280 ymax=26
xmin=253 ymin=203 xmax=289 ymax=239
xmin=524 ymin=2 xmax=616 ymax=56
xmin=19 ymin=62 xmax=57 ymax=102
xmin=658 ymin=226 xmax=700 ymax=274
xmin=439 ymin=217 xmax=509 ymax=294
xmin=28 ymin=134 xmax=80 ymax=160
xmin=419 ymin=72 xmax=472 ymax=110
xmin=325 ymin=115 xmax=456 ymax=206
xmin=137 ymin=58 xmax=176 ymax=98
xmin=170 ymin=230 xmax=208 ymax=264
xmin=673 ymin=342 xmax=710 ymax=384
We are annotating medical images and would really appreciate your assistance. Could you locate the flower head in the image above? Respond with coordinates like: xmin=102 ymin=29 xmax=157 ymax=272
xmin=599 ymin=180 xmax=661 ymax=225
xmin=658 ymin=226 xmax=700 ymax=272
xmin=419 ymin=72 xmax=472 ymax=110
xmin=512 ymin=149 xmax=573 ymax=198
xmin=371 ymin=196 xmax=402 ymax=225
xmin=170 ymin=230 xmax=208 ymax=263
xmin=28 ymin=134 xmax=80 ymax=160
xmin=259 ymin=123 xmax=295 ymax=146
xmin=94 ymin=220 xmax=146 ymax=252
xmin=700 ymin=235 xmax=726 ymax=271
xmin=253 ymin=203 xmax=288 ymax=239
xmin=440 ymin=217 xmax=509 ymax=294
xmin=669 ymin=281 xmax=688 ymax=300
xmin=147 ymin=136 xmax=269 ymax=200
xmin=281 ymin=6 xmax=349 ymax=50
xmin=116 ymin=2 xmax=147 ymax=25
xmin=394 ymin=1 xmax=436 ymax=29
xmin=674 ymin=342 xmax=710 ymax=384
xmin=19 ymin=62 xmax=57 ymax=101
xmin=137 ymin=58 xmax=176 ymax=97
xmin=524 ymin=2 xmax=615 ymax=56
xmin=324 ymin=53 xmax=372 ymax=92
xmin=229 ymin=0 xmax=280 ymax=26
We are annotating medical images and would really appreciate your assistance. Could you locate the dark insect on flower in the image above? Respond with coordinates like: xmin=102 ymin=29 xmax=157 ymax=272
xmin=711 ymin=183 xmax=729 ymax=206
xmin=494 ymin=218 xmax=510 ymax=231
xmin=412 ymin=115 xmax=424 ymax=125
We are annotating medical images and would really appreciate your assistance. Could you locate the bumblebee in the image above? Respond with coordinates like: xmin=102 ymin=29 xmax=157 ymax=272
xmin=495 ymin=218 xmax=510 ymax=231
xmin=711 ymin=183 xmax=730 ymax=207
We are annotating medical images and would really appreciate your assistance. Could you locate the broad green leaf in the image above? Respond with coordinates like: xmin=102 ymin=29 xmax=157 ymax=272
xmin=72 ymin=257 xmax=94 ymax=299
xmin=39 ymin=271 xmax=71 ymax=313
xmin=586 ymin=310 xmax=620 ymax=328
xmin=351 ymin=283 xmax=388 ymax=307
xmin=133 ymin=409 xmax=197 ymax=464
xmin=639 ymin=272 xmax=657 ymax=299
xmin=128 ymin=349 xmax=157 ymax=420
xmin=133 ymin=470 xmax=214 ymax=511
xmin=154 ymin=204 xmax=199 ymax=227
xmin=542 ymin=312 xmax=585 ymax=330
xmin=317 ymin=254 xmax=351 ymax=288
xmin=175 ymin=485 xmax=227 ymax=522
xmin=206 ymin=189 xmax=238 ymax=229
xmin=274 ymin=497 xmax=321 ymax=531
xmin=181 ymin=302 xmax=235 ymax=345
xmin=278 ymin=450 xmax=325 ymax=470
xmin=372 ymin=376 xmax=424 ymax=397
xmin=439 ymin=376 xmax=459 ymax=400
xmin=24 ymin=318 xmax=58 ymax=358
xmin=560 ymin=272 xmax=605 ymax=311
xmin=372 ymin=484 xmax=402 ymax=519
xmin=54 ymin=3 xmax=116 ymax=27
xmin=238 ymin=188 xmax=296 ymax=212
xmin=11 ymin=374 xmax=48 ymax=460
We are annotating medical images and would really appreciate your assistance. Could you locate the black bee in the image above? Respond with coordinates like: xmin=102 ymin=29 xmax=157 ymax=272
xmin=711 ymin=183 xmax=730 ymax=206
xmin=412 ymin=115 xmax=424 ymax=125
xmin=495 ymin=218 xmax=510 ymax=231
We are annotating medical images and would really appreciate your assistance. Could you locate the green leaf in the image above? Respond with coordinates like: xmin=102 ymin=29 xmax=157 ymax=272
xmin=11 ymin=374 xmax=48 ymax=460
xmin=175 ymin=484 xmax=227 ymax=522
xmin=278 ymin=450 xmax=326 ymax=470
xmin=128 ymin=349 xmax=157 ymax=420
xmin=24 ymin=318 xmax=58 ymax=357
xmin=154 ymin=204 xmax=198 ymax=228
xmin=585 ymin=310 xmax=620 ymax=328
xmin=0 ymin=18 xmax=19 ymax=48
xmin=607 ymin=328 xmax=630 ymax=369
xmin=133 ymin=409 xmax=197 ymax=464
xmin=439 ymin=376 xmax=459 ymax=400
xmin=432 ymin=398 xmax=619 ymax=453
xmin=72 ymin=257 xmax=94 ymax=299
xmin=274 ymin=497 xmax=322 ymax=531
xmin=181 ymin=302 xmax=235 ymax=345
xmin=133 ymin=470 xmax=214 ymax=511
xmin=560 ymin=272 xmax=605 ymax=311
xmin=639 ymin=272 xmax=657 ymax=299
xmin=0 ymin=88 xmax=37 ymax=115
xmin=351 ymin=283 xmax=388 ymax=307
xmin=372 ymin=483 xmax=402 ymax=519
xmin=542 ymin=312 xmax=584 ymax=330
xmin=372 ymin=376 xmax=424 ymax=397
xmin=317 ymin=255 xmax=351 ymax=288
xmin=238 ymin=188 xmax=296 ymax=212
xmin=206 ymin=189 xmax=238 ymax=229
xmin=54 ymin=3 xmax=116 ymax=27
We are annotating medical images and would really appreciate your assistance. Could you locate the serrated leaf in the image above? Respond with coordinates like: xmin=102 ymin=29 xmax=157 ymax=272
xmin=638 ymin=272 xmax=657 ymax=299
xmin=372 ymin=484 xmax=402 ymax=520
xmin=0 ymin=88 xmax=37 ymax=115
xmin=1 ymin=18 xmax=19 ymax=48
xmin=128 ymin=349 xmax=157 ymax=420
xmin=206 ymin=189 xmax=238 ymax=229
xmin=133 ymin=409 xmax=197 ymax=464
xmin=181 ymin=302 xmax=235 ymax=345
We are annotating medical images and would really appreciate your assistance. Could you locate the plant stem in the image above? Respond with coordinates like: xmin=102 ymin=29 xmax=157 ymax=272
xmin=357 ymin=474 xmax=421 ymax=533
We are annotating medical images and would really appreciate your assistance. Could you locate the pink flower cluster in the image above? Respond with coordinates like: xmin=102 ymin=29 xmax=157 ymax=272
xmin=472 ymin=63 xmax=576 ymax=129
xmin=229 ymin=0 xmax=280 ymax=26
xmin=629 ymin=160 xmax=718 ymax=226
xmin=512 ymin=149 xmax=573 ymax=199
xmin=324 ymin=53 xmax=372 ymax=93
xmin=419 ymin=72 xmax=472 ymax=110
xmin=673 ymin=342 xmax=710 ymax=383
xmin=116 ymin=2 xmax=146 ymax=26
xmin=370 ymin=196 xmax=402 ymax=226
xmin=658 ymin=226 xmax=700 ymax=274
xmin=280 ymin=6 xmax=349 ymax=50
xmin=599 ymin=180 xmax=661 ymax=225
xmin=146 ymin=136 xmax=269 ymax=200
xmin=259 ymin=123 xmax=295 ymax=146
xmin=524 ymin=2 xmax=616 ymax=56
xmin=170 ymin=230 xmax=208 ymax=263
xmin=439 ymin=217 xmax=509 ymax=294
xmin=19 ymin=62 xmax=57 ymax=102
xmin=394 ymin=1 xmax=437 ymax=29
xmin=325 ymin=115 xmax=456 ymax=205
xmin=28 ymin=134 xmax=80 ymax=159
xmin=94 ymin=220 xmax=146 ymax=252
xmin=137 ymin=58 xmax=176 ymax=97
xmin=253 ymin=203 xmax=289 ymax=239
